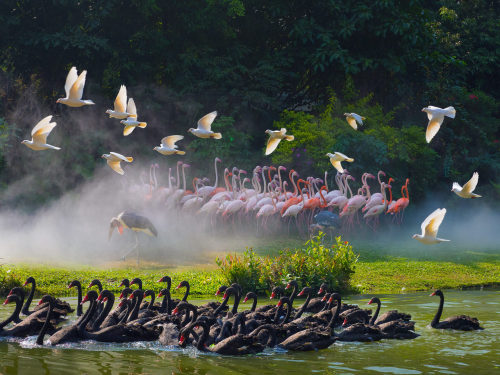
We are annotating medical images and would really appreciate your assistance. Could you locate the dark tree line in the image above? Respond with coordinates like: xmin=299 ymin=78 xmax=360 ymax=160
xmin=0 ymin=0 xmax=498 ymax=207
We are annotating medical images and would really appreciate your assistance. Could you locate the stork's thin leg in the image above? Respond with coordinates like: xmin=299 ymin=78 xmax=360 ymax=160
xmin=121 ymin=233 xmax=139 ymax=262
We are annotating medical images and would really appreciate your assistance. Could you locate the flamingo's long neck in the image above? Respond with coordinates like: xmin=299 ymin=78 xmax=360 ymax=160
xmin=290 ymin=171 xmax=298 ymax=196
xmin=213 ymin=158 xmax=220 ymax=188
xmin=319 ymin=187 xmax=327 ymax=208
xmin=345 ymin=176 xmax=353 ymax=198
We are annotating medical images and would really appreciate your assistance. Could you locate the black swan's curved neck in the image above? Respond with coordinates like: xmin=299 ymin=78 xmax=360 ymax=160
xmin=22 ymin=278 xmax=36 ymax=315
xmin=182 ymin=282 xmax=190 ymax=302
xmin=93 ymin=291 xmax=115 ymax=330
xmin=250 ymin=294 xmax=257 ymax=312
xmin=195 ymin=320 xmax=210 ymax=351
xmin=214 ymin=291 xmax=231 ymax=315
xmin=147 ymin=292 xmax=155 ymax=310
xmin=370 ymin=299 xmax=381 ymax=325
xmin=77 ymin=299 xmax=98 ymax=336
xmin=1 ymin=295 xmax=23 ymax=329
xmin=181 ymin=305 xmax=198 ymax=327
xmin=431 ymin=293 xmax=444 ymax=328
xmin=36 ymin=299 xmax=54 ymax=345
xmin=295 ymin=292 xmax=312 ymax=319
xmin=328 ymin=296 xmax=342 ymax=330
xmin=274 ymin=299 xmax=291 ymax=324
xmin=160 ymin=291 xmax=172 ymax=314
xmin=127 ymin=293 xmax=143 ymax=322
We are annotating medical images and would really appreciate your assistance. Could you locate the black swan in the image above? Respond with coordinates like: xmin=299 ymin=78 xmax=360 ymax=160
xmin=119 ymin=278 xmax=130 ymax=288
xmin=180 ymin=318 xmax=271 ymax=355
xmin=130 ymin=277 xmax=143 ymax=290
xmin=368 ymin=297 xmax=411 ymax=324
xmin=1 ymin=294 xmax=57 ymax=338
xmin=304 ymin=282 xmax=328 ymax=313
xmin=176 ymin=280 xmax=190 ymax=302
xmin=430 ymin=290 xmax=483 ymax=331
xmin=278 ymin=294 xmax=340 ymax=351
xmin=42 ymin=290 xmax=99 ymax=345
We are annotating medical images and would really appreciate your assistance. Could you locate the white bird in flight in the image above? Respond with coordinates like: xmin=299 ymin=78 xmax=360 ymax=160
xmin=106 ymin=85 xmax=130 ymax=119
xmin=101 ymin=152 xmax=133 ymax=175
xmin=326 ymin=152 xmax=354 ymax=173
xmin=154 ymin=135 xmax=186 ymax=156
xmin=343 ymin=113 xmax=365 ymax=130
xmin=422 ymin=106 xmax=456 ymax=143
xmin=412 ymin=208 xmax=449 ymax=244
xmin=265 ymin=128 xmax=294 ymax=155
xmin=120 ymin=98 xmax=147 ymax=136
xmin=21 ymin=115 xmax=61 ymax=151
xmin=188 ymin=111 xmax=222 ymax=139
xmin=452 ymin=172 xmax=481 ymax=199
xmin=56 ymin=67 xmax=95 ymax=107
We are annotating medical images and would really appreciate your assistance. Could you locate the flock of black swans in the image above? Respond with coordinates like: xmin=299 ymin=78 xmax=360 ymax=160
xmin=0 ymin=276 xmax=483 ymax=355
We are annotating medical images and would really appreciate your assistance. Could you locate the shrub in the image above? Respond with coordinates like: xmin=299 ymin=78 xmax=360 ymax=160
xmin=216 ymin=233 xmax=359 ymax=294
xmin=0 ymin=265 xmax=21 ymax=296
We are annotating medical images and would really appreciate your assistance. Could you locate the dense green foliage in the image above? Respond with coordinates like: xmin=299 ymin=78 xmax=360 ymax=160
xmin=0 ymin=0 xmax=498 ymax=206
xmin=216 ymin=233 xmax=359 ymax=293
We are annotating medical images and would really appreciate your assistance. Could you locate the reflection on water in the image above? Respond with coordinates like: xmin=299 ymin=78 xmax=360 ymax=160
xmin=1 ymin=290 xmax=499 ymax=374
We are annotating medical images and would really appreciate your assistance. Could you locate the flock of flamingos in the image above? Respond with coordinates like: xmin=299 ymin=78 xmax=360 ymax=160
xmin=129 ymin=159 xmax=410 ymax=234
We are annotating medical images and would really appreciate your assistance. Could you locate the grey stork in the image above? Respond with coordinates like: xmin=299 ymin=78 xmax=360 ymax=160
xmin=109 ymin=211 xmax=158 ymax=265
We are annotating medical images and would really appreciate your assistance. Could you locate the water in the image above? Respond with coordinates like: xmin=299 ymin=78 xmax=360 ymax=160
xmin=1 ymin=290 xmax=499 ymax=374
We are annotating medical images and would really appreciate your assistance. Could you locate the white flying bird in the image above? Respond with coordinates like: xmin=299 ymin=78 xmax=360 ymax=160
xmin=412 ymin=208 xmax=449 ymax=244
xmin=452 ymin=172 xmax=481 ymax=199
xmin=265 ymin=128 xmax=294 ymax=155
xmin=56 ymin=67 xmax=95 ymax=107
xmin=106 ymin=85 xmax=130 ymax=119
xmin=422 ymin=106 xmax=456 ymax=143
xmin=188 ymin=111 xmax=222 ymax=139
xmin=22 ymin=115 xmax=61 ymax=151
xmin=101 ymin=152 xmax=133 ymax=175
xmin=154 ymin=135 xmax=186 ymax=156
xmin=326 ymin=152 xmax=354 ymax=173
xmin=343 ymin=113 xmax=365 ymax=130
xmin=120 ymin=98 xmax=147 ymax=136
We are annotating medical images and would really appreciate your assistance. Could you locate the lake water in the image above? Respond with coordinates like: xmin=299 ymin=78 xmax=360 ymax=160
xmin=1 ymin=289 xmax=499 ymax=374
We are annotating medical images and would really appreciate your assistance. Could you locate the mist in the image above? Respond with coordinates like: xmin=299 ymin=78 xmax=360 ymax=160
xmin=0 ymin=79 xmax=498 ymax=266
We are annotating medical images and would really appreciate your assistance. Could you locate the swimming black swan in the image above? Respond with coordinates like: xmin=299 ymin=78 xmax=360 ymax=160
xmin=278 ymin=293 xmax=340 ymax=351
xmin=368 ymin=297 xmax=411 ymax=324
xmin=430 ymin=289 xmax=483 ymax=331
xmin=1 ymin=294 xmax=57 ymax=338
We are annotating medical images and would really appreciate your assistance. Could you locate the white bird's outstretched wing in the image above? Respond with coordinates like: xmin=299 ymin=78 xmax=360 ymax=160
xmin=330 ymin=160 xmax=344 ymax=173
xmin=421 ymin=208 xmax=446 ymax=238
xmin=31 ymin=115 xmax=57 ymax=144
xmin=123 ymin=126 xmax=136 ymax=136
xmin=31 ymin=115 xmax=53 ymax=136
xmin=352 ymin=113 xmax=365 ymax=125
xmin=197 ymin=111 xmax=217 ymax=131
xmin=126 ymin=98 xmax=137 ymax=117
xmin=162 ymin=135 xmax=184 ymax=149
xmin=265 ymin=137 xmax=282 ymax=155
xmin=425 ymin=117 xmax=443 ymax=143
xmin=107 ymin=160 xmax=124 ymax=175
xmin=64 ymin=67 xmax=78 ymax=98
xmin=334 ymin=152 xmax=354 ymax=162
xmin=114 ymin=85 xmax=127 ymax=113
xmin=452 ymin=182 xmax=462 ymax=191
xmin=69 ymin=70 xmax=87 ymax=100
xmin=346 ymin=116 xmax=358 ymax=130
xmin=461 ymin=172 xmax=479 ymax=194
xmin=109 ymin=152 xmax=133 ymax=163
